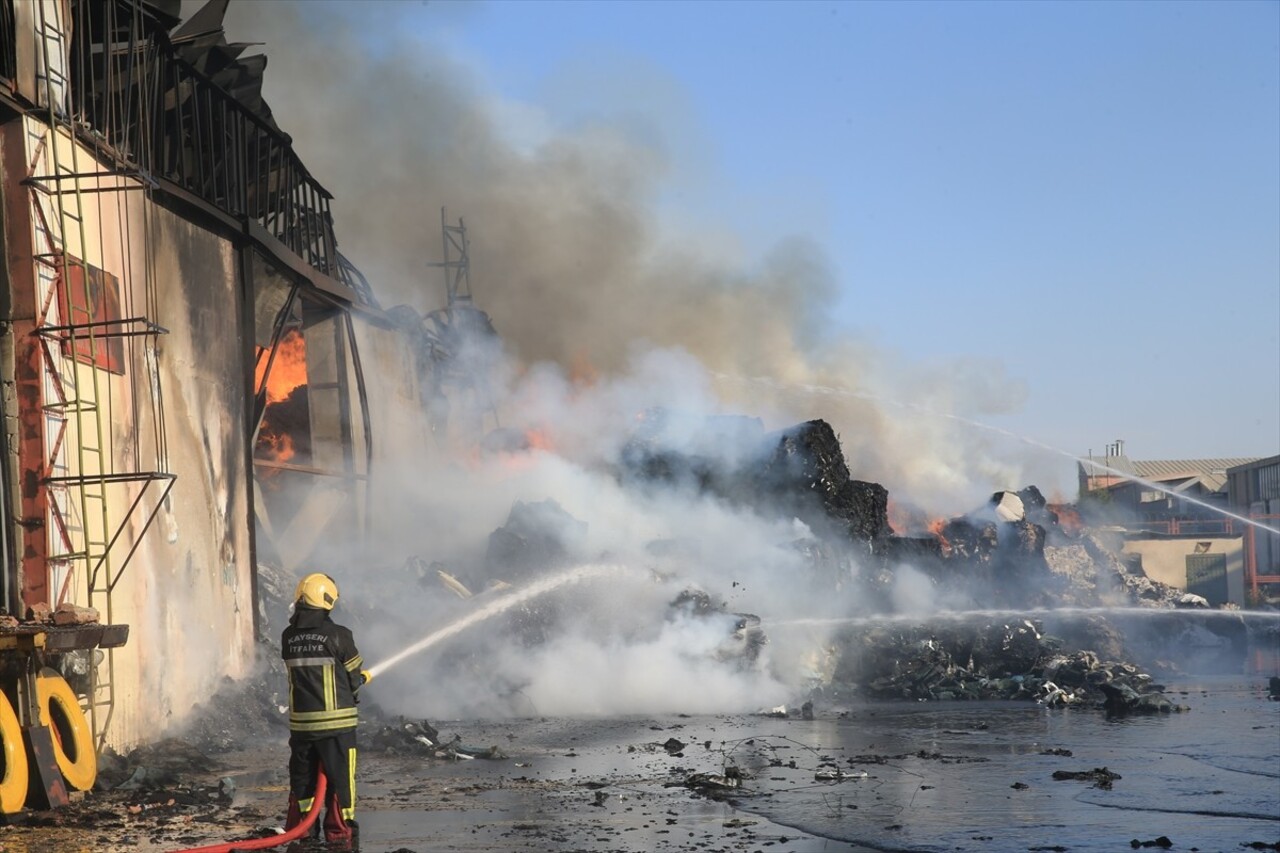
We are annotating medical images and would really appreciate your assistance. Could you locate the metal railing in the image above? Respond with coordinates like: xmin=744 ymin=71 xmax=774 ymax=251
xmin=1 ymin=0 xmax=352 ymax=291
xmin=0 ymin=0 xmax=14 ymax=83
xmin=1125 ymin=515 xmax=1280 ymax=595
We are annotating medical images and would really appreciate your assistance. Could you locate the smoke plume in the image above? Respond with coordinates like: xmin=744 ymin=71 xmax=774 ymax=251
xmin=222 ymin=0 xmax=1049 ymax=509
xmin=217 ymin=1 xmax=1067 ymax=719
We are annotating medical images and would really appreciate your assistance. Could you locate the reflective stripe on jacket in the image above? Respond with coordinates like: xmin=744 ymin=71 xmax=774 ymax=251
xmin=282 ymin=605 xmax=366 ymax=736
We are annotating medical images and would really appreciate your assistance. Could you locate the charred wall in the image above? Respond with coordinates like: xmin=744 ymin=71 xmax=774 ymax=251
xmin=0 ymin=112 xmax=256 ymax=749
xmin=122 ymin=205 xmax=255 ymax=744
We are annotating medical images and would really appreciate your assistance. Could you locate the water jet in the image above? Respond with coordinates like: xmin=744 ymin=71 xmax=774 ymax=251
xmin=366 ymin=563 xmax=638 ymax=679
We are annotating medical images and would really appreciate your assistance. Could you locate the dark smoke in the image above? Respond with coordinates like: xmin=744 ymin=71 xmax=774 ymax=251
xmin=220 ymin=0 xmax=1042 ymax=511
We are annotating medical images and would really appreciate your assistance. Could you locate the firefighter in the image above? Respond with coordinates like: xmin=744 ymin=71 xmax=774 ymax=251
xmin=282 ymin=572 xmax=371 ymax=846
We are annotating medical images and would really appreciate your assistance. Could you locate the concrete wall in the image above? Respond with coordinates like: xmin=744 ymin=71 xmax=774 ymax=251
xmin=1122 ymin=535 xmax=1245 ymax=606
xmin=7 ymin=116 xmax=255 ymax=748
xmin=119 ymin=210 xmax=255 ymax=744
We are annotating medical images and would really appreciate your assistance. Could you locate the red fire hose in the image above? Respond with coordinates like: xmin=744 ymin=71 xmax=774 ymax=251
xmin=168 ymin=771 xmax=327 ymax=853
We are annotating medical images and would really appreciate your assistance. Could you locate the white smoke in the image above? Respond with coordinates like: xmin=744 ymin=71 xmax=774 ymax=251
xmin=216 ymin=1 xmax=1069 ymax=718
xmin=220 ymin=0 xmax=1058 ymax=510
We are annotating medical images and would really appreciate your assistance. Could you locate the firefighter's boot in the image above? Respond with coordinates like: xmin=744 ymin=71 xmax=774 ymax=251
xmin=284 ymin=795 xmax=303 ymax=831
xmin=323 ymin=789 xmax=354 ymax=847
xmin=285 ymin=794 xmax=321 ymax=839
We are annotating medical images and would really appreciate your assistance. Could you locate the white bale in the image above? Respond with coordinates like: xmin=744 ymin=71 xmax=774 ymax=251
xmin=992 ymin=492 xmax=1026 ymax=523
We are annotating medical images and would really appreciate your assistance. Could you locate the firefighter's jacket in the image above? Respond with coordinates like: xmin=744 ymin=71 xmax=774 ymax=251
xmin=282 ymin=605 xmax=367 ymax=738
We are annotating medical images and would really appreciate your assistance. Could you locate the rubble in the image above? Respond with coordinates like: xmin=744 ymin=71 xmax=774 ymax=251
xmin=669 ymin=767 xmax=745 ymax=800
xmin=756 ymin=420 xmax=890 ymax=544
xmin=824 ymin=618 xmax=1180 ymax=711
xmin=177 ymin=645 xmax=289 ymax=754
xmin=366 ymin=717 xmax=507 ymax=761
xmin=367 ymin=718 xmax=441 ymax=754
xmin=53 ymin=602 xmax=100 ymax=625
xmin=1129 ymin=836 xmax=1174 ymax=848
xmin=1044 ymin=533 xmax=1185 ymax=608
xmin=97 ymin=739 xmax=225 ymax=792
xmin=1052 ymin=767 xmax=1121 ymax=789
xmin=622 ymin=417 xmax=889 ymax=547
xmin=1099 ymin=682 xmax=1189 ymax=715
xmin=486 ymin=499 xmax=588 ymax=581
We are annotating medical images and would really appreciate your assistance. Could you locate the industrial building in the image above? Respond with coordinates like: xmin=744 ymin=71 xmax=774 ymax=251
xmin=0 ymin=0 xmax=468 ymax=777
xmin=1079 ymin=443 xmax=1279 ymax=604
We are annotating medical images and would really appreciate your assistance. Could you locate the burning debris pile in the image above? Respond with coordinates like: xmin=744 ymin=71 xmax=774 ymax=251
xmin=398 ymin=410 xmax=1240 ymax=717
xmin=622 ymin=417 xmax=889 ymax=551
xmin=1042 ymin=532 xmax=1190 ymax=608
xmin=882 ymin=486 xmax=1190 ymax=612
xmin=237 ymin=405 xmax=1244 ymax=730
xmin=618 ymin=414 xmax=1183 ymax=614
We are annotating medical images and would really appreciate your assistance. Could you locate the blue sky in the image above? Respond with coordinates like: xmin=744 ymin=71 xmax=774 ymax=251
xmin=330 ymin=0 xmax=1280 ymax=462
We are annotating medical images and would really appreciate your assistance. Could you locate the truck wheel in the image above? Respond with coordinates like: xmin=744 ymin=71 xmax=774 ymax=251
xmin=0 ymin=691 xmax=28 ymax=812
xmin=36 ymin=668 xmax=96 ymax=791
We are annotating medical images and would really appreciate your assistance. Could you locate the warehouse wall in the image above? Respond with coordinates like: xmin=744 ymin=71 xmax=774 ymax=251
xmin=3 ymin=116 xmax=256 ymax=748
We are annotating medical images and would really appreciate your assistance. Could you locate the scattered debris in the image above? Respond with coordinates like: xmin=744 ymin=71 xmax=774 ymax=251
xmin=437 ymin=570 xmax=474 ymax=599
xmin=814 ymin=764 xmax=866 ymax=782
xmin=368 ymin=719 xmax=441 ymax=754
xmin=1052 ymin=767 xmax=1121 ymax=789
xmin=26 ymin=602 xmax=53 ymax=622
xmin=669 ymin=767 xmax=746 ymax=800
xmin=825 ymin=618 xmax=1175 ymax=711
xmin=1099 ymin=682 xmax=1189 ymax=716
xmin=53 ymin=602 xmax=100 ymax=625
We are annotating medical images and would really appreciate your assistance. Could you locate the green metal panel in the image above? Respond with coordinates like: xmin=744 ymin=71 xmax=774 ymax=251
xmin=1186 ymin=554 xmax=1228 ymax=605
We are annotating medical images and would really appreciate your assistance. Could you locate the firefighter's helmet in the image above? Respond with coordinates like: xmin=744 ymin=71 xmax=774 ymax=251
xmin=295 ymin=573 xmax=339 ymax=610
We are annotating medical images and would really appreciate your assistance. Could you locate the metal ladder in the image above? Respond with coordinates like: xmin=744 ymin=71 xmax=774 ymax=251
xmin=25 ymin=0 xmax=175 ymax=751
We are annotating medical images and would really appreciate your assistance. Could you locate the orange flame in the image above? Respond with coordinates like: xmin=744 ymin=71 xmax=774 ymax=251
xmin=254 ymin=328 xmax=308 ymax=466
xmin=257 ymin=431 xmax=296 ymax=464
xmin=524 ymin=427 xmax=555 ymax=452
xmin=928 ymin=517 xmax=953 ymax=557
xmin=256 ymin=329 xmax=307 ymax=404
xmin=568 ymin=351 xmax=599 ymax=389
xmin=1048 ymin=503 xmax=1084 ymax=537
xmin=886 ymin=500 xmax=909 ymax=535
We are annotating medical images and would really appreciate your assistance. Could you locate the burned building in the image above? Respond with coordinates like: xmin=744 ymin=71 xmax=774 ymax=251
xmin=0 ymin=0 xmax=462 ymax=775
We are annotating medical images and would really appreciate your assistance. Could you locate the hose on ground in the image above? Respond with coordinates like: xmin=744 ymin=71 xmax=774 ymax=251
xmin=167 ymin=771 xmax=328 ymax=853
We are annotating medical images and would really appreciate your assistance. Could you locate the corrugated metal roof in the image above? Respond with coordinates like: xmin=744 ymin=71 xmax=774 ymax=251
xmin=1130 ymin=458 xmax=1260 ymax=482
xmin=1081 ymin=456 xmax=1262 ymax=495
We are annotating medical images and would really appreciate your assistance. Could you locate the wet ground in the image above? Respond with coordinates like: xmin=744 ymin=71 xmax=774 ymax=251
xmin=0 ymin=675 xmax=1276 ymax=853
